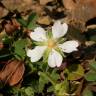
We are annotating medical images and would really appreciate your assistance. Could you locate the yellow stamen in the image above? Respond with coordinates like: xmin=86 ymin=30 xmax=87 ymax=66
xmin=48 ymin=39 xmax=56 ymax=48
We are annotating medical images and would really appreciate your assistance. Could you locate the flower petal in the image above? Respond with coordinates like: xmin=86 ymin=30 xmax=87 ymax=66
xmin=59 ymin=40 xmax=79 ymax=53
xmin=52 ymin=21 xmax=68 ymax=39
xmin=30 ymin=27 xmax=47 ymax=42
xmin=27 ymin=46 xmax=47 ymax=62
xmin=48 ymin=49 xmax=63 ymax=68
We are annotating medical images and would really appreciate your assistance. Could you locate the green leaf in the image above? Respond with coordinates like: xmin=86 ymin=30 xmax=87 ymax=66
xmin=25 ymin=87 xmax=34 ymax=96
xmin=85 ymin=70 xmax=96 ymax=81
xmin=55 ymin=79 xmax=69 ymax=96
xmin=38 ymin=71 xmax=56 ymax=93
xmin=27 ymin=22 xmax=37 ymax=30
xmin=90 ymin=35 xmax=96 ymax=42
xmin=50 ymin=70 xmax=60 ymax=82
xmin=89 ymin=60 xmax=96 ymax=72
xmin=2 ymin=35 xmax=12 ymax=44
xmin=27 ymin=13 xmax=36 ymax=24
xmin=47 ymin=86 xmax=54 ymax=92
xmin=82 ymin=87 xmax=93 ymax=96
xmin=14 ymin=39 xmax=27 ymax=60
xmin=64 ymin=64 xmax=84 ymax=80
xmin=17 ymin=18 xmax=27 ymax=27
xmin=27 ymin=13 xmax=37 ymax=30
xmin=39 ymin=72 xmax=49 ymax=92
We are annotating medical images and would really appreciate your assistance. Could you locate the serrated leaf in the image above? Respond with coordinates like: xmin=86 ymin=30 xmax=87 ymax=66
xmin=25 ymin=87 xmax=34 ymax=96
xmin=55 ymin=79 xmax=69 ymax=96
xmin=64 ymin=64 xmax=84 ymax=80
xmin=85 ymin=70 xmax=96 ymax=81
xmin=27 ymin=13 xmax=37 ymax=30
xmin=50 ymin=70 xmax=59 ymax=82
xmin=14 ymin=39 xmax=27 ymax=60
xmin=82 ymin=87 xmax=93 ymax=96
xmin=38 ymin=71 xmax=57 ymax=93
xmin=14 ymin=39 xmax=27 ymax=49
xmin=47 ymin=86 xmax=54 ymax=92
xmin=89 ymin=60 xmax=96 ymax=72
xmin=2 ymin=36 xmax=12 ymax=44
xmin=39 ymin=72 xmax=49 ymax=92
xmin=17 ymin=18 xmax=27 ymax=27
xmin=27 ymin=23 xmax=37 ymax=30
xmin=27 ymin=13 xmax=36 ymax=24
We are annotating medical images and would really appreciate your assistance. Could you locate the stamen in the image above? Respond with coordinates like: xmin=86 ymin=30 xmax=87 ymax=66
xmin=48 ymin=39 xmax=56 ymax=48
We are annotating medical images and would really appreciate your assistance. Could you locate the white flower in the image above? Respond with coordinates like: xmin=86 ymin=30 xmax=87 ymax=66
xmin=27 ymin=21 xmax=79 ymax=68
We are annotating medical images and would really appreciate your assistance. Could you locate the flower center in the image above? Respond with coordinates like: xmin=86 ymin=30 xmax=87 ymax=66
xmin=47 ymin=39 xmax=56 ymax=48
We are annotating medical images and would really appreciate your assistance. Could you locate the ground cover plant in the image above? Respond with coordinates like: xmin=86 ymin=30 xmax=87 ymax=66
xmin=0 ymin=0 xmax=96 ymax=96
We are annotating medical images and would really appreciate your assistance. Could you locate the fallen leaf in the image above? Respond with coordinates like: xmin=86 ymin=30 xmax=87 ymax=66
xmin=8 ymin=60 xmax=25 ymax=86
xmin=0 ymin=41 xmax=3 ymax=49
xmin=63 ymin=0 xmax=96 ymax=21
xmin=0 ymin=5 xmax=8 ymax=18
xmin=37 ymin=16 xmax=52 ymax=25
xmin=63 ymin=0 xmax=76 ymax=10
xmin=63 ymin=0 xmax=96 ymax=31
xmin=85 ymin=41 xmax=95 ymax=47
xmin=4 ymin=22 xmax=16 ymax=35
xmin=75 ymin=79 xmax=84 ymax=96
xmin=31 ymin=3 xmax=44 ymax=16
xmin=87 ymin=25 xmax=96 ymax=29
xmin=1 ymin=0 xmax=33 ymax=12
xmin=39 ymin=0 xmax=54 ymax=5
xmin=0 ymin=59 xmax=25 ymax=86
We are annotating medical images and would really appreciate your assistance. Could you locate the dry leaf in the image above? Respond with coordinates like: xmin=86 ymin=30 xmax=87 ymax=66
xmin=3 ymin=19 xmax=20 ymax=35
xmin=85 ymin=41 xmax=95 ymax=47
xmin=0 ymin=59 xmax=25 ymax=86
xmin=31 ymin=3 xmax=44 ymax=16
xmin=4 ymin=23 xmax=16 ymax=35
xmin=0 ymin=41 xmax=3 ymax=49
xmin=0 ymin=6 xmax=8 ymax=18
xmin=8 ymin=60 xmax=25 ymax=86
xmin=1 ymin=0 xmax=33 ymax=12
xmin=63 ymin=0 xmax=96 ymax=21
xmin=87 ymin=24 xmax=96 ymax=29
xmin=63 ymin=0 xmax=76 ymax=10
xmin=37 ymin=16 xmax=52 ymax=25
xmin=72 ymin=0 xmax=96 ymax=22
xmin=75 ymin=79 xmax=84 ymax=96
xmin=39 ymin=0 xmax=54 ymax=5
xmin=63 ymin=0 xmax=96 ymax=31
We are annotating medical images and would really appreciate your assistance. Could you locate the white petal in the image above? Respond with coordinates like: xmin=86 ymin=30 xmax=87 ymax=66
xmin=30 ymin=27 xmax=47 ymax=42
xmin=59 ymin=40 xmax=79 ymax=53
xmin=48 ymin=49 xmax=63 ymax=68
xmin=27 ymin=46 xmax=47 ymax=62
xmin=52 ymin=21 xmax=68 ymax=39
